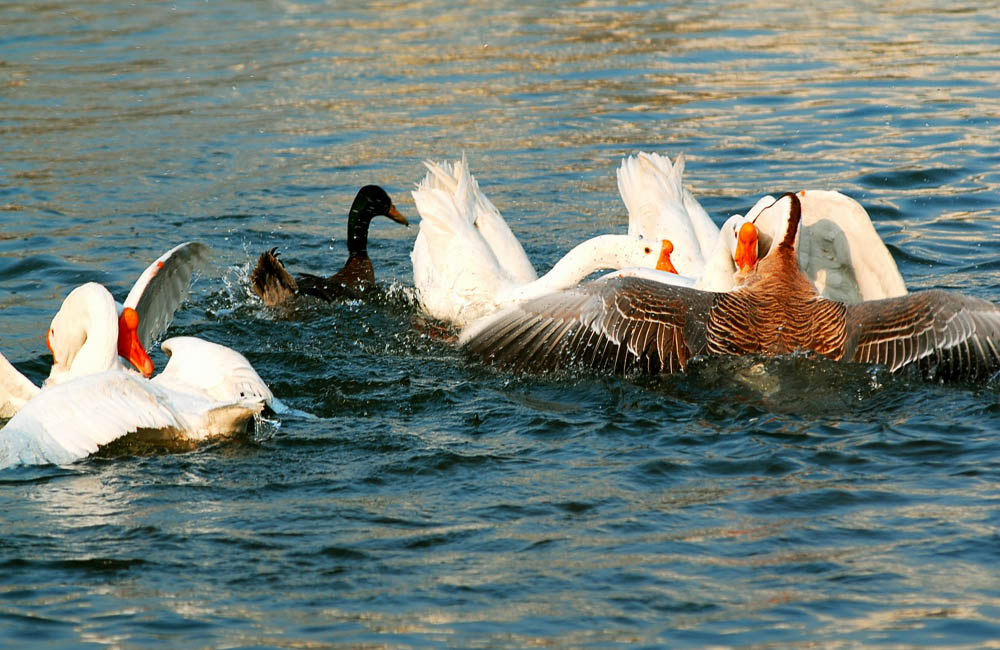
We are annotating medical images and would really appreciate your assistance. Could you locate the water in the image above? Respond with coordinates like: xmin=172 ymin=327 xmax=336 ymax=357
xmin=2 ymin=0 xmax=1000 ymax=646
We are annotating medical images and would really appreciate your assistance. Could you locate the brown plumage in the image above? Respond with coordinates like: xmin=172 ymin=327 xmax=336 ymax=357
xmin=704 ymin=191 xmax=848 ymax=359
xmin=251 ymin=185 xmax=408 ymax=307
xmin=461 ymin=193 xmax=1000 ymax=381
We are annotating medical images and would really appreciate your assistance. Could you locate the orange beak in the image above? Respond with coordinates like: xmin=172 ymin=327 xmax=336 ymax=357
xmin=655 ymin=239 xmax=678 ymax=274
xmin=117 ymin=307 xmax=154 ymax=378
xmin=386 ymin=204 xmax=409 ymax=226
xmin=46 ymin=328 xmax=57 ymax=363
xmin=734 ymin=222 xmax=758 ymax=273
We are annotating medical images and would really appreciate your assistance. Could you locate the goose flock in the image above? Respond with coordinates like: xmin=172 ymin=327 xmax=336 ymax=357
xmin=2 ymin=151 xmax=999 ymax=469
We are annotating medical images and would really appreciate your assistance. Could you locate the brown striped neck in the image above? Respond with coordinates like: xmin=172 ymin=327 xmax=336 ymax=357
xmin=776 ymin=192 xmax=802 ymax=252
xmin=767 ymin=192 xmax=803 ymax=278
xmin=745 ymin=192 xmax=815 ymax=296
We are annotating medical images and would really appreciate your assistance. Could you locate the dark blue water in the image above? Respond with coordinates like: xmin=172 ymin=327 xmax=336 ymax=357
xmin=3 ymin=1 xmax=1000 ymax=646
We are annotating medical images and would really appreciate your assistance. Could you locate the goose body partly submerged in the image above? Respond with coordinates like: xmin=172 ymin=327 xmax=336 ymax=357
xmin=0 ymin=242 xmax=284 ymax=467
xmin=1 ymin=241 xmax=211 ymax=416
xmin=1 ymin=276 xmax=276 ymax=469
xmin=251 ymin=185 xmax=409 ymax=306
xmin=461 ymin=193 xmax=1000 ymax=381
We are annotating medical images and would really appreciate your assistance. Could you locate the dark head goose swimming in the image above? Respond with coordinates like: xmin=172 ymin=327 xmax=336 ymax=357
xmin=460 ymin=193 xmax=1000 ymax=381
xmin=251 ymin=185 xmax=408 ymax=306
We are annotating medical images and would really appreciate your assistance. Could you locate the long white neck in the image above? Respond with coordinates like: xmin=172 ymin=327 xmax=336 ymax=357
xmin=45 ymin=283 xmax=123 ymax=386
xmin=694 ymin=215 xmax=743 ymax=292
xmin=498 ymin=234 xmax=655 ymax=304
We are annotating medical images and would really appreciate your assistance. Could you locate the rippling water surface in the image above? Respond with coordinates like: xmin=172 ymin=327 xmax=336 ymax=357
xmin=3 ymin=1 xmax=1000 ymax=647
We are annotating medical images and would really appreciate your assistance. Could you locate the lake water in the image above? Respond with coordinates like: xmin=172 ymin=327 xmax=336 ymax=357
xmin=3 ymin=1 xmax=1000 ymax=647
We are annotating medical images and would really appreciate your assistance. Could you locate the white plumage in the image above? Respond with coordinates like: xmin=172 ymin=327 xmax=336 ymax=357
xmin=0 ymin=244 xmax=274 ymax=469
xmin=411 ymin=157 xmax=675 ymax=328
xmin=617 ymin=152 xmax=907 ymax=303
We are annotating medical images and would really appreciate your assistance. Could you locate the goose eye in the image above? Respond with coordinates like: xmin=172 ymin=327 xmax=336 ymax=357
xmin=644 ymin=247 xmax=651 ymax=254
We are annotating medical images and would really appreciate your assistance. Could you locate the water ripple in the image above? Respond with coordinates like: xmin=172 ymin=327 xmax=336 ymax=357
xmin=2 ymin=0 xmax=1000 ymax=647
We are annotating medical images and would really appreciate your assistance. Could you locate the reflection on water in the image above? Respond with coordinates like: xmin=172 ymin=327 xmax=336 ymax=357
xmin=2 ymin=0 xmax=1000 ymax=647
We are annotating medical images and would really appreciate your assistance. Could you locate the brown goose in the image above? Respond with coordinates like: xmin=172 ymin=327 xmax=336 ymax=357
xmin=251 ymin=185 xmax=408 ymax=306
xmin=461 ymin=193 xmax=1000 ymax=381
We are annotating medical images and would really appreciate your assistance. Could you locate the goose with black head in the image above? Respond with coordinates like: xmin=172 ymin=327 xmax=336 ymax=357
xmin=251 ymin=185 xmax=408 ymax=306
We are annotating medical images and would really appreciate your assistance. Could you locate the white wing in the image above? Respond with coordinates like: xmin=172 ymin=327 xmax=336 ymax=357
xmin=617 ymin=152 xmax=711 ymax=275
xmin=411 ymin=162 xmax=516 ymax=324
xmin=794 ymin=190 xmax=907 ymax=304
xmin=597 ymin=266 xmax=696 ymax=288
xmin=153 ymin=337 xmax=273 ymax=406
xmin=123 ymin=242 xmax=212 ymax=348
xmin=420 ymin=158 xmax=536 ymax=280
xmin=459 ymin=158 xmax=537 ymax=285
xmin=669 ymin=153 xmax=722 ymax=258
xmin=0 ymin=371 xmax=186 ymax=469
xmin=681 ymin=183 xmax=720 ymax=259
xmin=0 ymin=351 xmax=40 ymax=419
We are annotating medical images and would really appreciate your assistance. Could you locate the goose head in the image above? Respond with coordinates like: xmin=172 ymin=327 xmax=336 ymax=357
xmin=611 ymin=237 xmax=678 ymax=274
xmin=347 ymin=185 xmax=408 ymax=255
xmin=45 ymin=282 xmax=154 ymax=385
xmin=692 ymin=215 xmax=759 ymax=292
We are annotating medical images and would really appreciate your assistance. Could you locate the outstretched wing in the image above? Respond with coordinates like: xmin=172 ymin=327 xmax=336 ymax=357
xmin=460 ymin=276 xmax=715 ymax=375
xmin=0 ymin=371 xmax=185 ymax=469
xmin=124 ymin=241 xmax=212 ymax=347
xmin=844 ymin=290 xmax=1000 ymax=379
xmin=617 ymin=152 xmax=709 ymax=275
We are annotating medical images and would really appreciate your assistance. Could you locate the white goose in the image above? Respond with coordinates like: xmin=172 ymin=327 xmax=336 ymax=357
xmin=616 ymin=152 xmax=906 ymax=303
xmin=2 ymin=241 xmax=210 ymax=409
xmin=0 ymin=282 xmax=275 ymax=469
xmin=411 ymin=157 xmax=676 ymax=328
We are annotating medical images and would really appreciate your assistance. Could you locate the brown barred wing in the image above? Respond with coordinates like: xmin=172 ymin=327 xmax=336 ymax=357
xmin=459 ymin=276 xmax=715 ymax=375
xmin=843 ymin=289 xmax=1000 ymax=380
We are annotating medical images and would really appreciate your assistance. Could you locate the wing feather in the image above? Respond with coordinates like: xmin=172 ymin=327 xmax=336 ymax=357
xmin=845 ymin=290 xmax=1000 ymax=379
xmin=460 ymin=277 xmax=713 ymax=375
xmin=124 ymin=242 xmax=212 ymax=348
xmin=0 ymin=372 xmax=185 ymax=469
xmin=154 ymin=337 xmax=273 ymax=406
